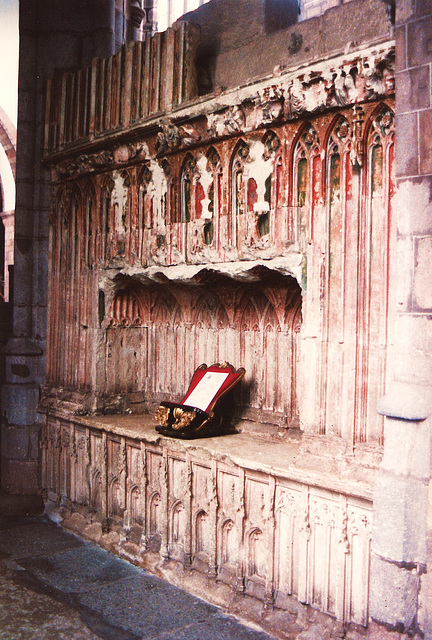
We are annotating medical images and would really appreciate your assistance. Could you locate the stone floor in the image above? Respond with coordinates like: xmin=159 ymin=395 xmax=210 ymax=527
xmin=0 ymin=515 xmax=276 ymax=640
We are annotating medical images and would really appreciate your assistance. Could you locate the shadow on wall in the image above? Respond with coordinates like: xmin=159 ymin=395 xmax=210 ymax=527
xmin=181 ymin=0 xmax=300 ymax=95
xmin=265 ymin=0 xmax=299 ymax=32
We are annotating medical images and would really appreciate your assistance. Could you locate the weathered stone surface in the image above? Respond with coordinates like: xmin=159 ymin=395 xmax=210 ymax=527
xmin=368 ymin=620 xmax=402 ymax=640
xmin=380 ymin=416 xmax=431 ymax=478
xmin=419 ymin=109 xmax=432 ymax=174
xmin=395 ymin=178 xmax=432 ymax=236
xmin=414 ymin=236 xmax=432 ymax=309
xmin=1 ymin=383 xmax=40 ymax=426
xmin=395 ymin=113 xmax=419 ymax=176
xmin=394 ymin=236 xmax=413 ymax=311
xmin=373 ymin=472 xmax=428 ymax=562
xmin=377 ymin=383 xmax=432 ymax=423
xmin=0 ymin=516 xmax=276 ymax=640
xmin=182 ymin=0 xmax=392 ymax=92
xmin=63 ymin=511 xmax=87 ymax=535
xmin=393 ymin=315 xmax=432 ymax=385
xmin=369 ymin=554 xmax=420 ymax=629
xmin=407 ymin=15 xmax=432 ymax=67
xmin=12 ymin=0 xmax=432 ymax=638
xmin=396 ymin=66 xmax=431 ymax=113
xmin=83 ymin=523 xmax=103 ymax=543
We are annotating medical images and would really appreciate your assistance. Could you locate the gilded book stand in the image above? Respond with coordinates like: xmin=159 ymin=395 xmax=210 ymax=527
xmin=155 ymin=362 xmax=245 ymax=439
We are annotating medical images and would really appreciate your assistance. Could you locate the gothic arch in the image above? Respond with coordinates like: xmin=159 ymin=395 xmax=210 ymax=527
xmin=129 ymin=485 xmax=142 ymax=525
xmin=204 ymin=146 xmax=222 ymax=245
xmin=148 ymin=491 xmax=161 ymax=535
xmin=206 ymin=145 xmax=221 ymax=168
xmin=291 ymin=122 xmax=321 ymax=241
xmin=229 ymin=139 xmax=249 ymax=247
xmin=236 ymin=288 xmax=276 ymax=331
xmin=354 ymin=103 xmax=394 ymax=444
xmin=169 ymin=500 xmax=185 ymax=545
xmin=108 ymin=287 xmax=145 ymax=327
xmin=180 ymin=153 xmax=196 ymax=223
xmin=247 ymin=527 xmax=265 ymax=578
xmin=138 ymin=164 xmax=153 ymax=229
xmin=194 ymin=509 xmax=209 ymax=555
xmin=220 ymin=518 xmax=236 ymax=566
xmin=192 ymin=293 xmax=229 ymax=330
xmin=68 ymin=185 xmax=83 ymax=273
xmin=108 ymin=477 xmax=122 ymax=518
xmin=152 ymin=290 xmax=183 ymax=327
xmin=90 ymin=469 xmax=103 ymax=513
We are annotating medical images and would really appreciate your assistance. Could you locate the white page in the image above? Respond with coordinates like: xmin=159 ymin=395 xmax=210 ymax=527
xmin=183 ymin=371 xmax=229 ymax=412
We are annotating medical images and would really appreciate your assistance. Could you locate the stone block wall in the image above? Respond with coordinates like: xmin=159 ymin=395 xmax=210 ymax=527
xmin=180 ymin=0 xmax=392 ymax=93
xmin=368 ymin=0 xmax=432 ymax=637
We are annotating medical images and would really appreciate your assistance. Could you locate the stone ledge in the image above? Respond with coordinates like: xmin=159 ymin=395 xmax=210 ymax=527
xmin=46 ymin=410 xmax=376 ymax=500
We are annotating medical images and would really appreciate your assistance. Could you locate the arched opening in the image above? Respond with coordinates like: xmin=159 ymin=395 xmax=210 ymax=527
xmin=102 ymin=269 xmax=302 ymax=433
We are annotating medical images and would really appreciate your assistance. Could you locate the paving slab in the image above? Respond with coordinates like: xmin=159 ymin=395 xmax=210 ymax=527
xmin=76 ymin=574 xmax=223 ymax=638
xmin=19 ymin=546 xmax=141 ymax=593
xmin=0 ymin=517 xmax=277 ymax=640
xmin=0 ymin=518 xmax=84 ymax=558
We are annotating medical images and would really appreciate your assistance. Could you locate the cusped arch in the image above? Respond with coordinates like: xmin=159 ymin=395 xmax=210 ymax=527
xmin=324 ymin=113 xmax=350 ymax=151
xmin=120 ymin=167 xmax=132 ymax=188
xmin=192 ymin=293 xmax=229 ymax=330
xmin=180 ymin=153 xmax=196 ymax=223
xmin=206 ymin=145 xmax=221 ymax=169
xmin=149 ymin=491 xmax=161 ymax=535
xmin=363 ymin=102 xmax=395 ymax=143
xmin=236 ymin=288 xmax=274 ymax=331
xmin=108 ymin=282 xmax=146 ymax=327
xmin=139 ymin=163 xmax=152 ymax=186
xmin=152 ymin=290 xmax=183 ymax=327
xmin=365 ymin=104 xmax=395 ymax=197
xmin=90 ymin=469 xmax=102 ymax=512
xmin=52 ymin=185 xmax=68 ymax=225
xmin=262 ymin=129 xmax=281 ymax=158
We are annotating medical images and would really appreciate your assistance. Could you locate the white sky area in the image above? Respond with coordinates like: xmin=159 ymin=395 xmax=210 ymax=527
xmin=0 ymin=0 xmax=18 ymax=211
xmin=0 ymin=0 xmax=19 ymax=127
xmin=157 ymin=0 xmax=210 ymax=32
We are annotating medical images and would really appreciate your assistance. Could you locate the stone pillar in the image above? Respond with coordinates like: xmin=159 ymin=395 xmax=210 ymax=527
xmin=1 ymin=0 xmax=117 ymax=498
xmin=142 ymin=0 xmax=156 ymax=39
xmin=369 ymin=0 xmax=432 ymax=636
xmin=130 ymin=0 xmax=145 ymax=41
xmin=91 ymin=0 xmax=116 ymax=59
